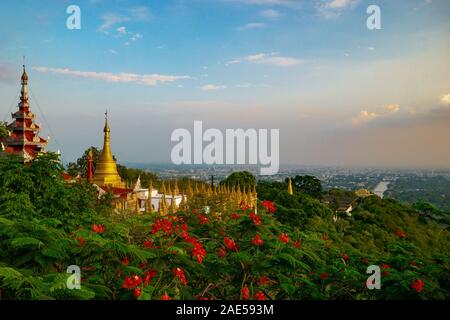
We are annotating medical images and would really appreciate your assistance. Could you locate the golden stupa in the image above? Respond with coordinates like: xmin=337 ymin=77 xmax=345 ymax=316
xmin=92 ymin=112 xmax=125 ymax=188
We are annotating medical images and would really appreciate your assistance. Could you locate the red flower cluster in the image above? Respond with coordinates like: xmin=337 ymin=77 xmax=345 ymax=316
xmin=197 ymin=214 xmax=209 ymax=225
xmin=396 ymin=229 xmax=406 ymax=239
xmin=322 ymin=234 xmax=329 ymax=241
xmin=254 ymin=291 xmax=266 ymax=300
xmin=261 ymin=200 xmax=276 ymax=214
xmin=230 ymin=213 xmax=240 ymax=220
xmin=279 ymin=233 xmax=289 ymax=244
xmin=143 ymin=240 xmax=153 ymax=249
xmin=217 ymin=248 xmax=227 ymax=258
xmin=381 ymin=263 xmax=391 ymax=276
xmin=179 ymin=230 xmax=207 ymax=264
xmin=122 ymin=275 xmax=142 ymax=290
xmin=251 ymin=234 xmax=264 ymax=247
xmin=224 ymin=236 xmax=239 ymax=252
xmin=91 ymin=224 xmax=105 ymax=234
xmin=411 ymin=279 xmax=425 ymax=293
xmin=144 ymin=269 xmax=158 ymax=286
xmin=121 ymin=257 xmax=129 ymax=266
xmin=133 ymin=287 xmax=142 ymax=298
xmin=152 ymin=218 xmax=173 ymax=236
xmin=191 ymin=241 xmax=206 ymax=264
xmin=293 ymin=240 xmax=301 ymax=248
xmin=241 ymin=285 xmax=250 ymax=300
xmin=161 ymin=292 xmax=171 ymax=300
xmin=173 ymin=267 xmax=187 ymax=286
xmin=342 ymin=253 xmax=349 ymax=262
xmin=249 ymin=212 xmax=262 ymax=226
xmin=258 ymin=276 xmax=271 ymax=286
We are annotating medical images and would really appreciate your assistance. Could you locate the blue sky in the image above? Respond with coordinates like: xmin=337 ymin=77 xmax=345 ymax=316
xmin=0 ymin=0 xmax=449 ymax=167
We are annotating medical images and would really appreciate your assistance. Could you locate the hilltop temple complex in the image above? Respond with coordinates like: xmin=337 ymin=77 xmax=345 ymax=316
xmin=1 ymin=65 xmax=258 ymax=215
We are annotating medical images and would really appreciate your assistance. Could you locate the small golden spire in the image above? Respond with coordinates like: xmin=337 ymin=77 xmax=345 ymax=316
xmin=288 ymin=177 xmax=293 ymax=195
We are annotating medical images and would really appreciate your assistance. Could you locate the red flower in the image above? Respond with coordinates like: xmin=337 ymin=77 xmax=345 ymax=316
xmin=144 ymin=270 xmax=158 ymax=286
xmin=143 ymin=241 xmax=153 ymax=249
xmin=396 ymin=229 xmax=406 ymax=239
xmin=251 ymin=234 xmax=264 ymax=247
xmin=224 ymin=236 xmax=239 ymax=252
xmin=293 ymin=240 xmax=301 ymax=248
xmin=230 ymin=213 xmax=240 ymax=220
xmin=172 ymin=268 xmax=187 ymax=286
xmin=152 ymin=218 xmax=173 ymax=236
xmin=254 ymin=291 xmax=266 ymax=300
xmin=249 ymin=212 xmax=262 ymax=226
xmin=133 ymin=287 xmax=142 ymax=298
xmin=241 ymin=285 xmax=250 ymax=300
xmin=381 ymin=263 xmax=391 ymax=269
xmin=191 ymin=241 xmax=207 ymax=264
xmin=411 ymin=279 xmax=425 ymax=293
xmin=77 ymin=237 xmax=85 ymax=247
xmin=322 ymin=234 xmax=329 ymax=241
xmin=258 ymin=276 xmax=270 ymax=286
xmin=261 ymin=200 xmax=276 ymax=214
xmin=342 ymin=253 xmax=349 ymax=262
xmin=161 ymin=292 xmax=171 ymax=300
xmin=217 ymin=248 xmax=227 ymax=258
xmin=122 ymin=275 xmax=142 ymax=290
xmin=279 ymin=233 xmax=289 ymax=244
xmin=121 ymin=257 xmax=129 ymax=266
xmin=410 ymin=261 xmax=417 ymax=267
xmin=91 ymin=224 xmax=105 ymax=234
xmin=197 ymin=214 xmax=209 ymax=225
xmin=320 ymin=272 xmax=329 ymax=280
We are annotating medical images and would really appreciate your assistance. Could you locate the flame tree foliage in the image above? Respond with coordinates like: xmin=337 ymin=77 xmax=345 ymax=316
xmin=0 ymin=154 xmax=448 ymax=300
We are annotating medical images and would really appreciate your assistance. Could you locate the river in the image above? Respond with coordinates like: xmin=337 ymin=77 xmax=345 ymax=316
xmin=373 ymin=181 xmax=390 ymax=199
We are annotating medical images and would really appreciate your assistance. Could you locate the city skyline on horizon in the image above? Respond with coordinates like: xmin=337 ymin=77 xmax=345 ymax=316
xmin=1 ymin=0 xmax=449 ymax=168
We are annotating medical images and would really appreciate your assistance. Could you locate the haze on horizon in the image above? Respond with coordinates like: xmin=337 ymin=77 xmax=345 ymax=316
xmin=0 ymin=0 xmax=449 ymax=169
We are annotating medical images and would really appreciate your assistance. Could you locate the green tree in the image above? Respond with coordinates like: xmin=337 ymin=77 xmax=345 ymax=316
xmin=220 ymin=171 xmax=256 ymax=190
xmin=292 ymin=175 xmax=323 ymax=198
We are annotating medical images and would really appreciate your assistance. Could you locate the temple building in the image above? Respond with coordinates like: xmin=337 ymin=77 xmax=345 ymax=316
xmin=0 ymin=65 xmax=48 ymax=161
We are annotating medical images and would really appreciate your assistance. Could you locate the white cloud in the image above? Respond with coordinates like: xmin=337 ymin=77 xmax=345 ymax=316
xmin=316 ymin=0 xmax=359 ymax=18
xmin=238 ymin=22 xmax=266 ymax=30
xmin=440 ymin=93 xmax=450 ymax=106
xmin=244 ymin=53 xmax=303 ymax=66
xmin=201 ymin=84 xmax=227 ymax=91
xmin=116 ymin=26 xmax=128 ymax=35
xmin=131 ymin=33 xmax=143 ymax=41
xmin=32 ymin=66 xmax=190 ymax=86
xmin=260 ymin=9 xmax=281 ymax=19
xmin=99 ymin=13 xmax=130 ymax=33
xmin=352 ymin=103 xmax=400 ymax=125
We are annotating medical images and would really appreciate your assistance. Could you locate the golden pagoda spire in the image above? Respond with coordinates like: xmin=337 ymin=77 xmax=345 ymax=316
xmin=288 ymin=177 xmax=293 ymax=195
xmin=174 ymin=179 xmax=179 ymax=195
xmin=186 ymin=180 xmax=193 ymax=197
xmin=92 ymin=112 xmax=125 ymax=188
xmin=20 ymin=64 xmax=29 ymax=102
xmin=159 ymin=194 xmax=168 ymax=215
xmin=170 ymin=190 xmax=177 ymax=213
xmin=161 ymin=180 xmax=167 ymax=194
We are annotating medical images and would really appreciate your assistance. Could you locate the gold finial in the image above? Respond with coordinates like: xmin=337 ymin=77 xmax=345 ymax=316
xmin=104 ymin=110 xmax=110 ymax=133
